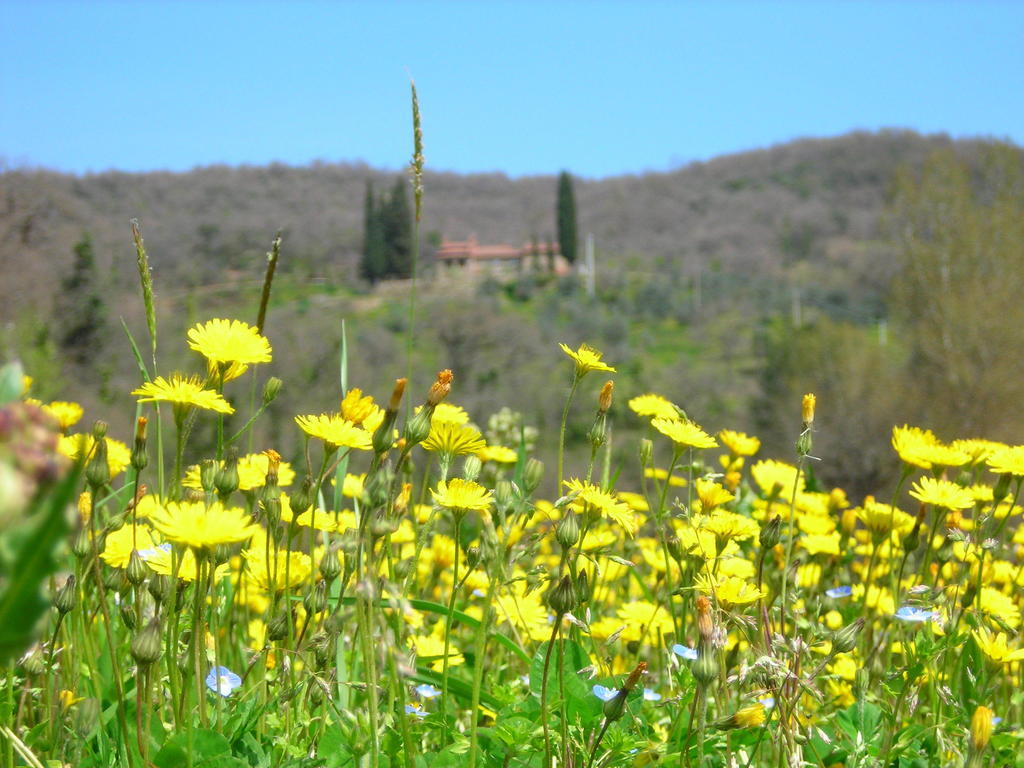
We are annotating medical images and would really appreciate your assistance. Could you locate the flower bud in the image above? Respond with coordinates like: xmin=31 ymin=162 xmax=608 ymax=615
xmin=602 ymin=690 xmax=628 ymax=722
xmin=523 ymin=458 xmax=544 ymax=495
xmin=304 ymin=580 xmax=328 ymax=616
xmin=53 ymin=575 xmax=77 ymax=615
xmin=760 ymin=516 xmax=782 ymax=550
xmin=131 ymin=417 xmax=148 ymax=472
xmin=319 ymin=547 xmax=342 ymax=584
xmin=494 ymin=479 xmax=514 ymax=514
xmin=199 ymin=459 xmax=218 ymax=493
xmin=546 ymin=574 xmax=577 ymax=616
xmin=556 ymin=511 xmax=580 ymax=550
xmin=215 ymin=449 xmax=240 ymax=498
xmin=267 ymin=610 xmax=290 ymax=642
xmin=588 ymin=413 xmax=607 ymax=449
xmin=971 ymin=705 xmax=994 ymax=753
xmin=462 ymin=455 xmax=482 ymax=482
xmin=389 ymin=378 xmax=407 ymax=412
xmin=131 ymin=617 xmax=163 ymax=666
xmin=262 ymin=377 xmax=283 ymax=406
xmin=577 ymin=568 xmax=591 ymax=605
xmin=427 ymin=370 xmax=453 ymax=407
xmin=393 ymin=558 xmax=414 ymax=581
xmin=403 ymin=408 xmax=433 ymax=447
xmin=263 ymin=449 xmax=281 ymax=488
xmin=801 ymin=393 xmax=816 ymax=426
xmin=993 ymin=473 xmax=1012 ymax=502
xmin=148 ymin=573 xmax=173 ymax=604
xmin=103 ymin=567 xmax=126 ymax=592
xmin=465 ymin=546 xmax=482 ymax=571
xmin=696 ymin=595 xmax=714 ymax=645
xmin=72 ymin=528 xmax=92 ymax=559
xmin=598 ymin=381 xmax=614 ymax=414
xmin=639 ymin=438 xmax=653 ymax=467
xmin=692 ymin=650 xmax=719 ymax=687
xmin=86 ymin=434 xmax=111 ymax=490
xmin=126 ymin=548 xmax=150 ymax=586
xmin=290 ymin=476 xmax=315 ymax=517
xmin=21 ymin=647 xmax=46 ymax=676
xmin=120 ymin=600 xmax=138 ymax=630
xmin=830 ymin=617 xmax=864 ymax=656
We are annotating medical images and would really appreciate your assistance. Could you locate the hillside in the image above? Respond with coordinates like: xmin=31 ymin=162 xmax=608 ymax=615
xmin=2 ymin=130 xmax=1018 ymax=497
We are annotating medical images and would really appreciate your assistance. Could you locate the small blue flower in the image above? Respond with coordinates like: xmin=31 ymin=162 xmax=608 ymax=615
xmin=825 ymin=585 xmax=853 ymax=599
xmin=672 ymin=644 xmax=698 ymax=660
xmin=894 ymin=606 xmax=938 ymax=623
xmin=205 ymin=666 xmax=242 ymax=697
xmin=759 ymin=696 xmax=776 ymax=709
xmin=993 ymin=716 xmax=1003 ymax=725
xmin=414 ymin=684 xmax=441 ymax=699
xmin=643 ymin=688 xmax=661 ymax=701
xmin=592 ymin=684 xmax=618 ymax=702
xmin=405 ymin=704 xmax=427 ymax=718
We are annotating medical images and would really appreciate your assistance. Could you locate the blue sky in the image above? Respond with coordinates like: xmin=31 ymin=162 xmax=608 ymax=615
xmin=2 ymin=1 xmax=1021 ymax=178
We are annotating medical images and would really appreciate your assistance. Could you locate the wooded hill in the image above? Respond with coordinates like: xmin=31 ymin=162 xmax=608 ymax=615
xmin=2 ymin=130 xmax=1019 ymax=497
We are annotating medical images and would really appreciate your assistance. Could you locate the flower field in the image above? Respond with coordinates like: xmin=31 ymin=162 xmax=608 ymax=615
xmin=3 ymin=298 xmax=1024 ymax=768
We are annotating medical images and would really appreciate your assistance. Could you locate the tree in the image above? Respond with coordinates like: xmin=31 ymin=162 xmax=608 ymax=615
xmin=56 ymin=233 xmax=107 ymax=366
xmin=888 ymin=144 xmax=1024 ymax=438
xmin=380 ymin=177 xmax=412 ymax=279
xmin=360 ymin=181 xmax=386 ymax=283
xmin=556 ymin=170 xmax=578 ymax=266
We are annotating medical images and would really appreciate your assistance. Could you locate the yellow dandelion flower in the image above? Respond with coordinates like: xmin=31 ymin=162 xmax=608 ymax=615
xmin=650 ymin=418 xmax=717 ymax=450
xmin=100 ymin=524 xmax=157 ymax=568
xmin=695 ymin=478 xmax=735 ymax=511
xmin=723 ymin=703 xmax=766 ymax=729
xmin=432 ymin=478 xmax=493 ymax=513
xmin=559 ymin=342 xmax=616 ymax=376
xmin=478 ymin=444 xmax=518 ymax=464
xmin=614 ymin=600 xmax=675 ymax=643
xmin=294 ymin=414 xmax=372 ymax=451
xmin=187 ymin=318 xmax=272 ymax=368
xmin=972 ymin=626 xmax=1024 ymax=664
xmin=750 ymin=459 xmax=804 ymax=496
xmin=147 ymin=500 xmax=260 ymax=550
xmin=952 ymin=439 xmax=1004 ymax=465
xmin=978 ymin=587 xmax=1020 ymax=629
xmin=140 ymin=545 xmax=227 ymax=582
xmin=909 ymin=477 xmax=974 ymax=510
xmin=855 ymin=498 xmax=915 ymax=535
xmin=133 ymin=375 xmax=234 ymax=415
xmin=564 ymin=478 xmax=637 ymax=535
xmin=698 ymin=575 xmax=766 ymax=607
xmin=242 ymin=547 xmax=312 ymax=592
xmin=42 ymin=401 xmax=84 ymax=431
xmin=988 ymin=445 xmax=1024 ymax=477
xmin=339 ymin=388 xmax=378 ymax=425
xmin=410 ymin=632 xmax=464 ymax=672
xmin=184 ymin=452 xmax=295 ymax=491
xmin=699 ymin=510 xmax=758 ymax=542
xmin=628 ymin=393 xmax=679 ymax=421
xmin=645 ymin=467 xmax=687 ymax=486
xmin=718 ymin=429 xmax=761 ymax=457
xmin=58 ymin=434 xmax=131 ymax=477
xmin=415 ymin=402 xmax=470 ymax=425
xmin=277 ymin=494 xmax=336 ymax=532
xmin=421 ymin=421 xmax=487 ymax=456
xmin=801 ymin=532 xmax=841 ymax=556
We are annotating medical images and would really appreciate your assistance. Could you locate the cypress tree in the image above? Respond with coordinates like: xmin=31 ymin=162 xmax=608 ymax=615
xmin=381 ymin=177 xmax=412 ymax=278
xmin=556 ymin=170 xmax=578 ymax=266
xmin=57 ymin=233 xmax=107 ymax=365
xmin=360 ymin=181 xmax=386 ymax=283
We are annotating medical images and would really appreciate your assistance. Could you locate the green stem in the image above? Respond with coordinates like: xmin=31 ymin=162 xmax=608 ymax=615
xmin=440 ymin=515 xmax=462 ymax=728
xmin=557 ymin=375 xmax=581 ymax=490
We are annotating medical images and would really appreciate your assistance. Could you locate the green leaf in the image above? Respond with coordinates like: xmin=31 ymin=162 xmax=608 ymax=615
xmin=0 ymin=465 xmax=79 ymax=664
xmin=529 ymin=639 xmax=602 ymax=725
xmin=153 ymin=728 xmax=232 ymax=768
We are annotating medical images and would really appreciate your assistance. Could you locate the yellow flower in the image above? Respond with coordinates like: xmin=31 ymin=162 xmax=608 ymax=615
xmin=801 ymin=393 xmax=816 ymax=424
xmin=650 ymin=418 xmax=718 ymax=450
xmin=855 ymin=498 xmax=915 ymax=535
xmin=147 ymin=500 xmax=260 ymax=550
xmin=628 ymin=393 xmax=678 ymax=421
xmin=410 ymin=632 xmax=464 ymax=672
xmin=133 ymin=375 xmax=234 ymax=415
xmin=644 ymin=467 xmax=687 ymax=487
xmin=559 ymin=342 xmax=616 ymax=376
xmin=988 ymin=445 xmax=1024 ymax=476
xmin=58 ymin=434 xmax=131 ymax=477
xmin=698 ymin=575 xmax=766 ymax=607
xmin=972 ymin=626 xmax=1024 ymax=663
xmin=295 ymin=414 xmax=372 ymax=450
xmin=242 ymin=547 xmax=312 ymax=592
xmin=734 ymin=703 xmax=766 ymax=728
xmin=188 ymin=318 xmax=272 ymax=369
xmin=277 ymin=494 xmax=337 ymax=532
xmin=891 ymin=425 xmax=969 ymax=470
xmin=695 ymin=478 xmax=735 ymax=511
xmin=432 ymin=478 xmax=493 ymax=513
xmin=100 ymin=524 xmax=157 ymax=568
xmin=614 ymin=600 xmax=675 ymax=643
xmin=184 ymin=452 xmax=295 ymax=491
xmin=478 ymin=444 xmax=518 ymax=464
xmin=421 ymin=421 xmax=487 ymax=457
xmin=718 ymin=430 xmax=760 ymax=457
xmin=141 ymin=545 xmax=226 ymax=582
xmin=564 ymin=478 xmax=637 ymax=535
xmin=59 ymin=690 xmax=85 ymax=712
xmin=340 ymin=388 xmax=379 ymax=425
xmin=909 ymin=477 xmax=974 ymax=510
xmin=415 ymin=402 xmax=470 ymax=425
xmin=978 ymin=587 xmax=1020 ymax=629
xmin=699 ymin=511 xmax=758 ymax=542
xmin=42 ymin=401 xmax=84 ymax=431
xmin=801 ymin=532 xmax=841 ymax=556
xmin=971 ymin=705 xmax=994 ymax=752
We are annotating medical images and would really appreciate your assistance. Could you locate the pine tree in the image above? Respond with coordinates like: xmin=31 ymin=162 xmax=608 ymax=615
xmin=56 ymin=233 xmax=107 ymax=366
xmin=360 ymin=181 xmax=386 ymax=283
xmin=556 ymin=170 xmax=578 ymax=266
xmin=380 ymin=177 xmax=412 ymax=278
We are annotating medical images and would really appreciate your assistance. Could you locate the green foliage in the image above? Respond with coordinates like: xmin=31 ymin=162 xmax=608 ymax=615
xmin=56 ymin=233 xmax=108 ymax=366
